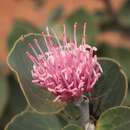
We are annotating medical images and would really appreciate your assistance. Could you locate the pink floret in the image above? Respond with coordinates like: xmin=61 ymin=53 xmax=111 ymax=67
xmin=26 ymin=23 xmax=103 ymax=102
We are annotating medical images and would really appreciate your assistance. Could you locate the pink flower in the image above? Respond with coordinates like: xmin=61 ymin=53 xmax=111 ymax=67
xmin=26 ymin=23 xmax=103 ymax=102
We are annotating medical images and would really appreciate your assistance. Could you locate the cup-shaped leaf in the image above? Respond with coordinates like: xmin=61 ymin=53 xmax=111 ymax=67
xmin=91 ymin=58 xmax=128 ymax=117
xmin=5 ymin=109 xmax=67 ymax=130
xmin=96 ymin=106 xmax=130 ymax=130
xmin=8 ymin=33 xmax=66 ymax=114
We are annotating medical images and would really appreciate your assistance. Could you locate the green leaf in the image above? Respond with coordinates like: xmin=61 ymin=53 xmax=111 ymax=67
xmin=5 ymin=109 xmax=67 ymax=130
xmin=8 ymin=20 xmax=41 ymax=51
xmin=65 ymin=9 xmax=98 ymax=45
xmin=0 ymin=76 xmax=8 ymax=117
xmin=91 ymin=58 xmax=128 ymax=118
xmin=97 ymin=45 xmax=130 ymax=106
xmin=62 ymin=124 xmax=83 ymax=130
xmin=96 ymin=106 xmax=130 ymax=130
xmin=8 ymin=33 xmax=66 ymax=114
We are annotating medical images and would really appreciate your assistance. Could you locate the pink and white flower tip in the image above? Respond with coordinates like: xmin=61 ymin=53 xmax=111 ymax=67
xmin=26 ymin=23 xmax=103 ymax=102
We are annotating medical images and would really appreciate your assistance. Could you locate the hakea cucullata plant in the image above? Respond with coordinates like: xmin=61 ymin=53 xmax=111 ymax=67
xmin=6 ymin=23 xmax=129 ymax=130
xmin=26 ymin=23 xmax=102 ymax=102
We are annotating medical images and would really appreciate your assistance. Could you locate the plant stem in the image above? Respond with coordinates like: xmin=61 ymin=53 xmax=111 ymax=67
xmin=74 ymin=95 xmax=95 ymax=130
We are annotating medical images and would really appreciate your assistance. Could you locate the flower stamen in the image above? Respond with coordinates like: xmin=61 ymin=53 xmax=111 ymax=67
xmin=74 ymin=22 xmax=77 ymax=46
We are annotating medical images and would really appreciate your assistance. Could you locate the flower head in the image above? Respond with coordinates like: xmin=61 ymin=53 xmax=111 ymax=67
xmin=26 ymin=23 xmax=103 ymax=102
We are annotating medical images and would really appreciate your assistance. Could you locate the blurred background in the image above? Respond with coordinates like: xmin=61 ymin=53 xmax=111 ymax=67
xmin=0 ymin=0 xmax=130 ymax=129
